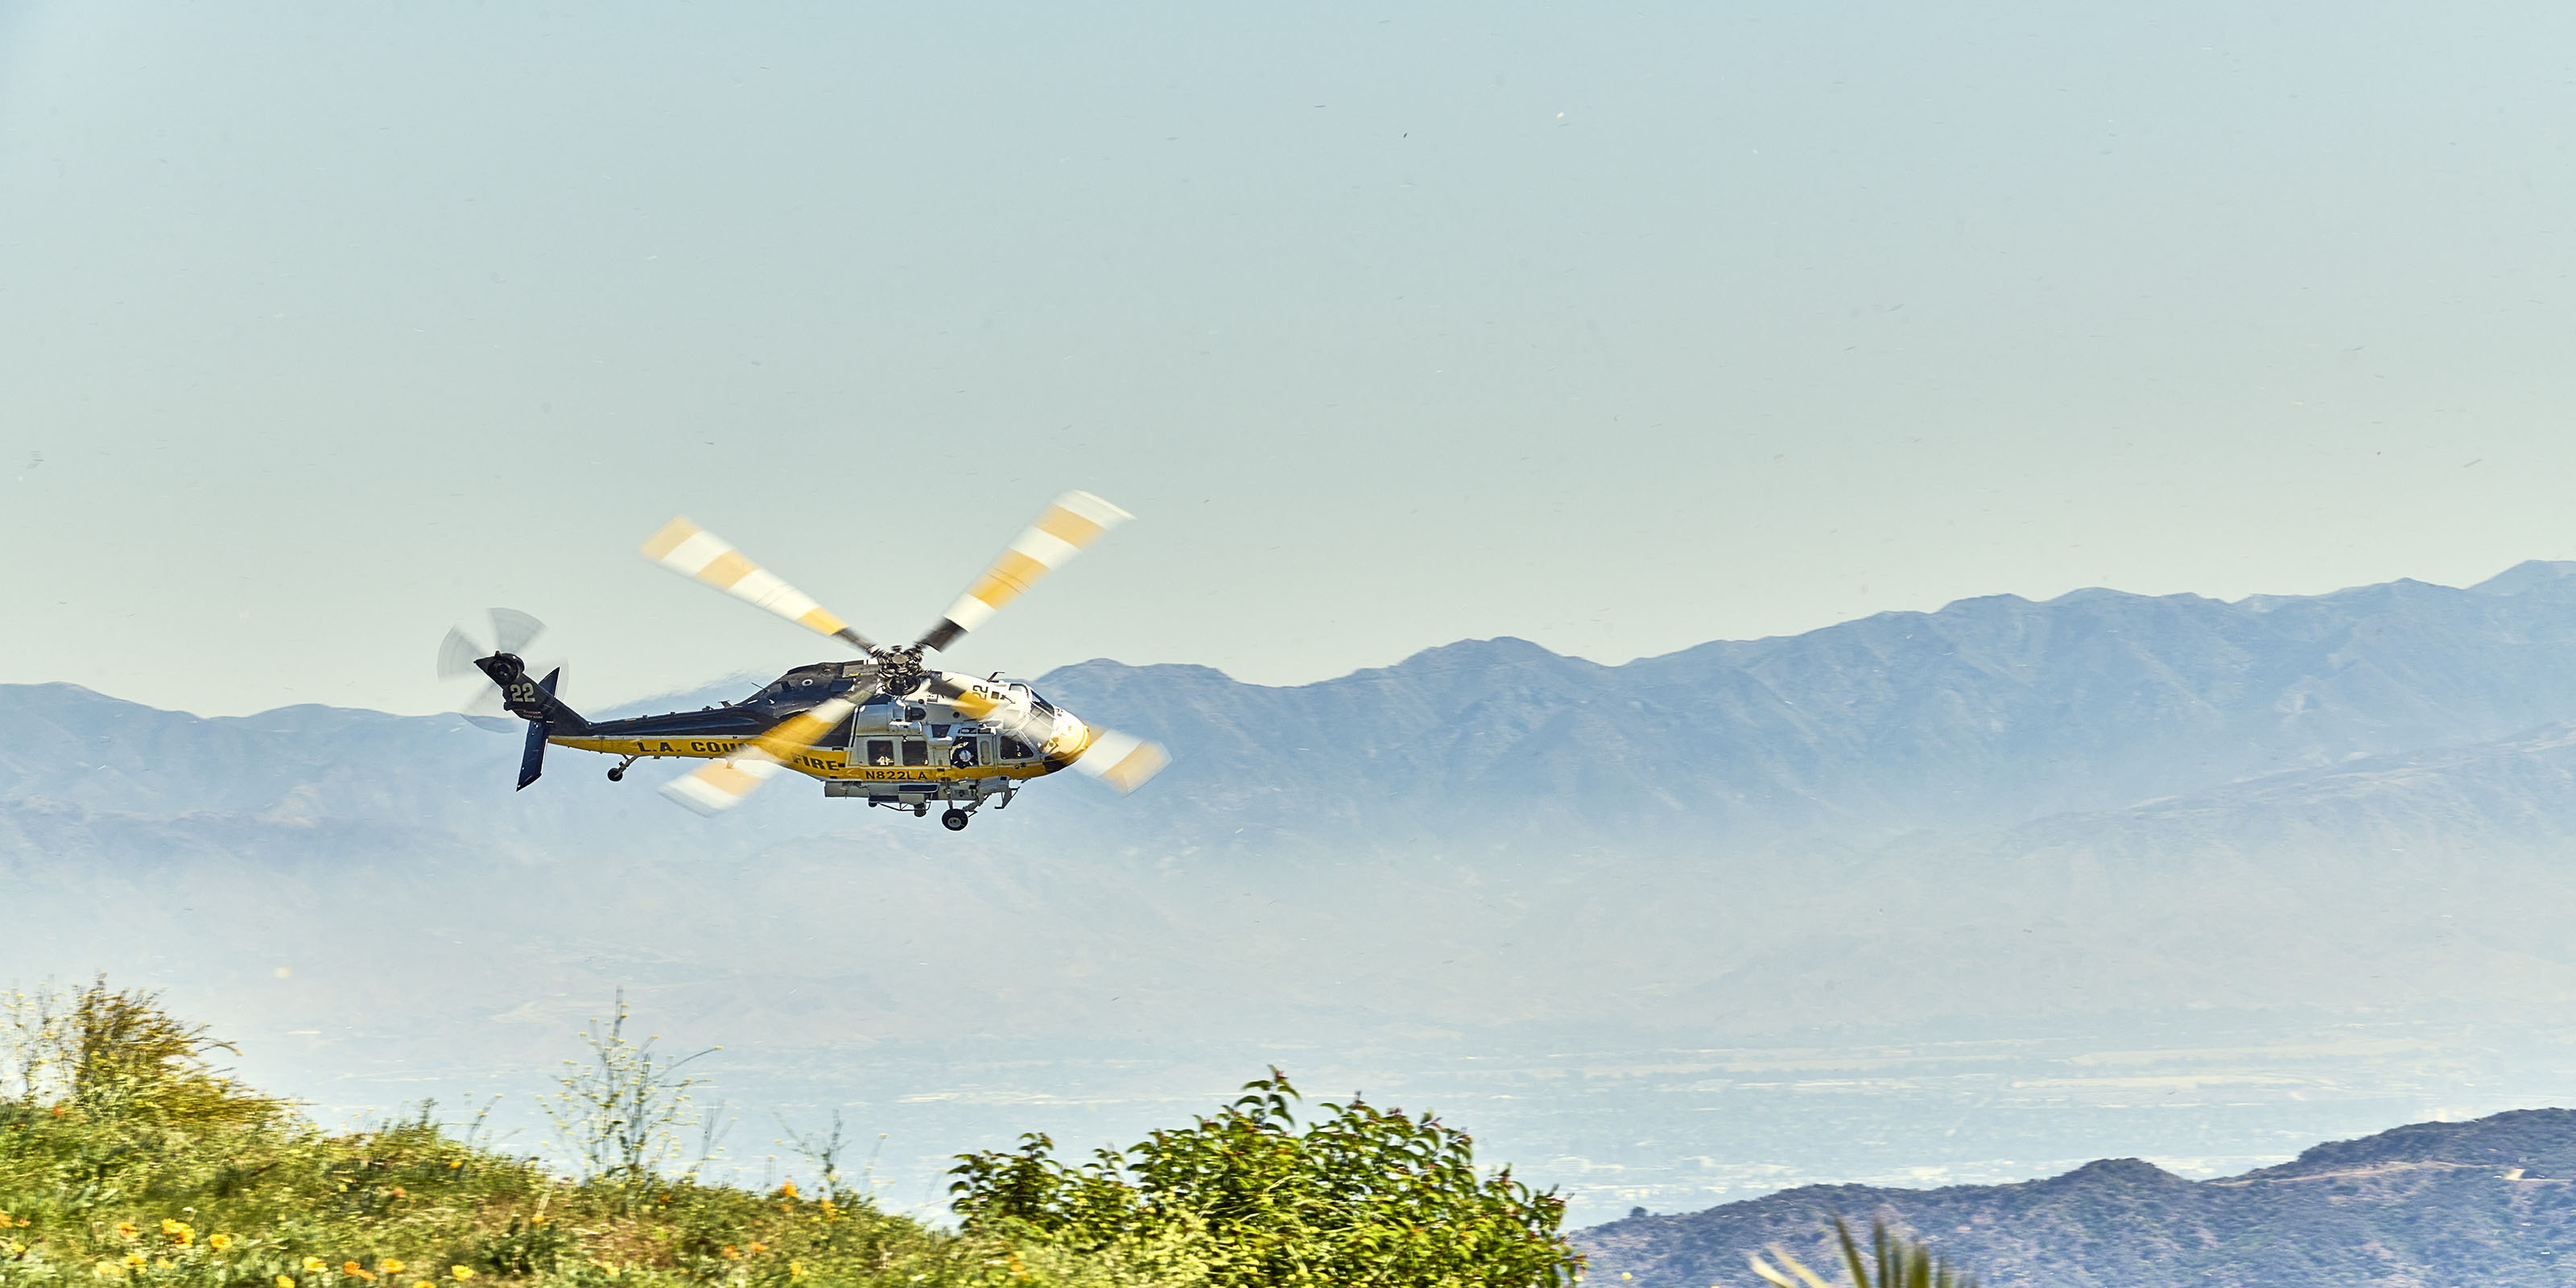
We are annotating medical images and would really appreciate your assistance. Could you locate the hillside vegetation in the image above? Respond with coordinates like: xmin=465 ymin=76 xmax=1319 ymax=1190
xmin=0 ymin=983 xmax=1579 ymax=1288
xmin=0 ymin=983 xmax=1165 ymax=1287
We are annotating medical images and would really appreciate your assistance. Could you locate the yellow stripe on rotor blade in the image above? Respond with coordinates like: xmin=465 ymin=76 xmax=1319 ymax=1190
xmin=1068 ymin=725 xmax=1169 ymax=794
xmin=965 ymin=549 xmax=1052 ymax=611
xmin=638 ymin=517 xmax=703 ymax=563
xmin=1096 ymin=741 xmax=1170 ymax=794
xmin=939 ymin=688 xmax=1005 ymax=720
xmin=927 ymin=492 xmax=1133 ymax=648
xmin=638 ymin=515 xmax=852 ymax=640
xmin=700 ymin=549 xmax=758 ymax=589
xmin=749 ymin=696 xmax=857 ymax=761
xmin=660 ymin=755 xmax=783 ymax=815
xmin=1031 ymin=503 xmax=1108 ymax=550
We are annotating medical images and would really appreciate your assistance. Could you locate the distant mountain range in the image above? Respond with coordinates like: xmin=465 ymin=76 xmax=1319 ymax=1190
xmin=20 ymin=558 xmax=2576 ymax=864
xmin=1580 ymin=1108 xmax=2576 ymax=1288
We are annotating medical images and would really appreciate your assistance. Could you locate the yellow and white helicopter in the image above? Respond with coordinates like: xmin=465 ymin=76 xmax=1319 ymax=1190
xmin=437 ymin=491 xmax=1168 ymax=830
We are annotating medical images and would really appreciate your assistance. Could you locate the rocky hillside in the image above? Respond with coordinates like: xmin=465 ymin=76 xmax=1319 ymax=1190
xmin=1580 ymin=1108 xmax=2576 ymax=1288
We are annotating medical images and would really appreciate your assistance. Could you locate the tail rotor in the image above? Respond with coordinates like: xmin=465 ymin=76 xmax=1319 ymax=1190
xmin=432 ymin=609 xmax=572 ymax=725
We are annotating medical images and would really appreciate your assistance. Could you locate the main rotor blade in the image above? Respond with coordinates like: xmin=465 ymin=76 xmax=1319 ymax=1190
xmin=1065 ymin=724 xmax=1170 ymax=794
xmin=638 ymin=517 xmax=878 ymax=654
xmin=659 ymin=695 xmax=858 ymax=815
xmin=916 ymin=491 xmax=1132 ymax=653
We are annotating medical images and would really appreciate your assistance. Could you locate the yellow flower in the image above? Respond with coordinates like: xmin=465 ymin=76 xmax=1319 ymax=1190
xmin=745 ymin=1243 xmax=769 ymax=1256
xmin=155 ymin=1259 xmax=172 ymax=1271
xmin=209 ymin=1235 xmax=234 ymax=1252
xmin=162 ymin=1220 xmax=194 ymax=1246
xmin=303 ymin=1257 xmax=328 ymax=1273
xmin=277 ymin=1276 xmax=296 ymax=1288
xmin=776 ymin=1179 xmax=799 ymax=1199
xmin=93 ymin=1261 xmax=126 ymax=1280
xmin=116 ymin=1224 xmax=139 ymax=1241
xmin=124 ymin=1253 xmax=148 ymax=1269
xmin=788 ymin=1261 xmax=807 ymax=1281
xmin=345 ymin=1261 xmax=377 ymax=1281
xmin=6 ymin=1240 xmax=27 ymax=1257
xmin=380 ymin=1259 xmax=404 ymax=1274
xmin=719 ymin=1246 xmax=741 ymax=1260
xmin=450 ymin=1267 xmax=473 ymax=1282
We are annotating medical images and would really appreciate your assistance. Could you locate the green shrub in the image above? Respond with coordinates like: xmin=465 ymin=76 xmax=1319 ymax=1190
xmin=948 ymin=1068 xmax=1583 ymax=1288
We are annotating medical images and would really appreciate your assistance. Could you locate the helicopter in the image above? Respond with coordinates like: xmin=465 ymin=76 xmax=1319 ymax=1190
xmin=437 ymin=491 xmax=1168 ymax=830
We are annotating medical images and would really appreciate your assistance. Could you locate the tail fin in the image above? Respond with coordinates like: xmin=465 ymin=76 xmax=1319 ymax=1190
xmin=493 ymin=661 xmax=588 ymax=733
xmin=514 ymin=667 xmax=580 ymax=791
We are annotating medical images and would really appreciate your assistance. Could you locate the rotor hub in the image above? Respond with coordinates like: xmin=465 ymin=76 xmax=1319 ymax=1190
xmin=475 ymin=653 xmax=526 ymax=687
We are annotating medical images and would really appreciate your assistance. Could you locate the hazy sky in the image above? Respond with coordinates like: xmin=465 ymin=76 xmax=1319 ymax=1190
xmin=7 ymin=1 xmax=2576 ymax=716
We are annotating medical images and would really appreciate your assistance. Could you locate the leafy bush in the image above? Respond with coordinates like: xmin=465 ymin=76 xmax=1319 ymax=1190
xmin=4 ymin=979 xmax=279 ymax=1129
xmin=948 ymin=1068 xmax=1582 ymax=1287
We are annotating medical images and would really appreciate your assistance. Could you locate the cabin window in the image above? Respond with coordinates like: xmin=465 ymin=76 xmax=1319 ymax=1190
xmin=865 ymin=739 xmax=894 ymax=767
xmin=997 ymin=737 xmax=1033 ymax=761
xmin=949 ymin=740 xmax=980 ymax=768
xmin=905 ymin=706 xmax=928 ymax=720
xmin=901 ymin=739 xmax=929 ymax=766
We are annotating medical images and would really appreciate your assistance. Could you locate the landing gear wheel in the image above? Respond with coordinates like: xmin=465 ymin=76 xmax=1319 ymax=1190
xmin=606 ymin=766 xmax=625 ymax=782
xmin=913 ymin=803 xmax=928 ymax=817
xmin=940 ymin=808 xmax=969 ymax=831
